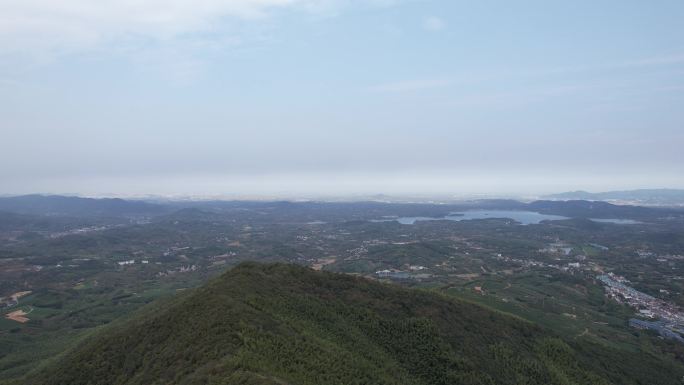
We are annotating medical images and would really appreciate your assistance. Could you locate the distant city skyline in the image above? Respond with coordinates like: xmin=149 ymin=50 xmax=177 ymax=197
xmin=2 ymin=0 xmax=683 ymax=196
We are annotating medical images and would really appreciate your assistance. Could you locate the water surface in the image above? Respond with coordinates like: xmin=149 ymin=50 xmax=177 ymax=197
xmin=387 ymin=210 xmax=570 ymax=225
xmin=590 ymin=218 xmax=643 ymax=225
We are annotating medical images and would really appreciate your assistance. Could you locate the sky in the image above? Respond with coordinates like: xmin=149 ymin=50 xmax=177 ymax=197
xmin=2 ymin=0 xmax=683 ymax=198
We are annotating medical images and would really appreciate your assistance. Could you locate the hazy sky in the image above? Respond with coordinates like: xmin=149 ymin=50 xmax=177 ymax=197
xmin=2 ymin=0 xmax=683 ymax=197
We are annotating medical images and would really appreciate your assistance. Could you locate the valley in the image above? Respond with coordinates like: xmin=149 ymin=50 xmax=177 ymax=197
xmin=1 ymin=196 xmax=684 ymax=383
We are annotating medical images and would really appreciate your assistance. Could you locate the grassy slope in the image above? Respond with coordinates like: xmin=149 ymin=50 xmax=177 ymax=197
xmin=12 ymin=263 xmax=684 ymax=385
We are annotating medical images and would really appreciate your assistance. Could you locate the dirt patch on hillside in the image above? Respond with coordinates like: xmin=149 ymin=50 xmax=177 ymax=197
xmin=11 ymin=291 xmax=32 ymax=301
xmin=311 ymin=257 xmax=336 ymax=271
xmin=5 ymin=309 xmax=30 ymax=323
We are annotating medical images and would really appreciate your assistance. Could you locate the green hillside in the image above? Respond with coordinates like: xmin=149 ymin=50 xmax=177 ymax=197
xmin=13 ymin=263 xmax=684 ymax=385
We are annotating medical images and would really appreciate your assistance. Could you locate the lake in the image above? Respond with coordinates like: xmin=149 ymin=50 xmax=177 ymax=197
xmin=589 ymin=218 xmax=643 ymax=225
xmin=388 ymin=210 xmax=570 ymax=225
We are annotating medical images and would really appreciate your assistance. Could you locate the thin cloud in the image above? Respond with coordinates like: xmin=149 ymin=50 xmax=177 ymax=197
xmin=0 ymin=1 xmax=266 ymax=56
xmin=0 ymin=0 xmax=398 ymax=56
xmin=368 ymin=78 xmax=453 ymax=92
xmin=422 ymin=16 xmax=446 ymax=31
xmin=0 ymin=0 xmax=401 ymax=83
xmin=622 ymin=53 xmax=684 ymax=67
xmin=542 ymin=52 xmax=684 ymax=75
xmin=366 ymin=50 xmax=684 ymax=96
xmin=446 ymin=83 xmax=600 ymax=109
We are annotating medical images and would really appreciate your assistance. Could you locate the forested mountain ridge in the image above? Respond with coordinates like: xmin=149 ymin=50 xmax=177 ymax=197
xmin=9 ymin=263 xmax=684 ymax=385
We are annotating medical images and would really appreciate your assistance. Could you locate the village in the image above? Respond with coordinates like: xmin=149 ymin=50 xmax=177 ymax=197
xmin=599 ymin=273 xmax=684 ymax=342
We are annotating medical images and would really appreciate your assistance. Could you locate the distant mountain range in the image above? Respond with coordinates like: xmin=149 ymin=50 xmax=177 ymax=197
xmin=544 ymin=189 xmax=684 ymax=206
xmin=1 ymin=194 xmax=682 ymax=223
xmin=15 ymin=263 xmax=684 ymax=385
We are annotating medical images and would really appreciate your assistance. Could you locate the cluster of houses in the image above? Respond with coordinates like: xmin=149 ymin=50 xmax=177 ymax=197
xmin=375 ymin=270 xmax=410 ymax=279
xmin=598 ymin=273 xmax=684 ymax=343
xmin=629 ymin=318 xmax=684 ymax=343
xmin=117 ymin=259 xmax=150 ymax=266
xmin=375 ymin=266 xmax=428 ymax=280
xmin=156 ymin=264 xmax=198 ymax=277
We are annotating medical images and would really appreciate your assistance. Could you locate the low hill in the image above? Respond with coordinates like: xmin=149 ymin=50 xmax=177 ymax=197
xmin=527 ymin=199 xmax=682 ymax=220
xmin=544 ymin=189 xmax=684 ymax=206
xmin=15 ymin=263 xmax=684 ymax=385
xmin=0 ymin=195 xmax=168 ymax=218
xmin=0 ymin=211 xmax=123 ymax=234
